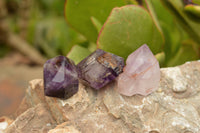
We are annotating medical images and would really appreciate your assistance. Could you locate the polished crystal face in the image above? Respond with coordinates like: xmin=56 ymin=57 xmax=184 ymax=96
xmin=77 ymin=49 xmax=124 ymax=90
xmin=117 ymin=44 xmax=160 ymax=96
xmin=43 ymin=56 xmax=78 ymax=99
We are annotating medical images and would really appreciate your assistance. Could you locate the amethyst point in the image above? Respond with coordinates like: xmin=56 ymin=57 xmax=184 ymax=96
xmin=43 ymin=56 xmax=78 ymax=99
xmin=77 ymin=49 xmax=124 ymax=90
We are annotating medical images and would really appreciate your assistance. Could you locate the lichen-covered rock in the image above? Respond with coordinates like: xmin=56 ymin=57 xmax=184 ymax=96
xmin=4 ymin=61 xmax=200 ymax=133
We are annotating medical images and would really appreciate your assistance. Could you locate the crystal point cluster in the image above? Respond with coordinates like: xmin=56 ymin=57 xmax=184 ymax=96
xmin=77 ymin=49 xmax=125 ymax=89
xmin=117 ymin=44 xmax=160 ymax=96
xmin=44 ymin=56 xmax=78 ymax=99
xmin=43 ymin=45 xmax=159 ymax=98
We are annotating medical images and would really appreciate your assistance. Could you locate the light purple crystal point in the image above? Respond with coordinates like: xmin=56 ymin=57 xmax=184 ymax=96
xmin=77 ymin=49 xmax=124 ymax=90
xmin=117 ymin=44 xmax=160 ymax=96
xmin=43 ymin=56 xmax=78 ymax=99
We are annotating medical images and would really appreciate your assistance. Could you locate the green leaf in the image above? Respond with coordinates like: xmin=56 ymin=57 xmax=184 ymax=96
xmin=148 ymin=0 xmax=189 ymax=65
xmin=124 ymin=0 xmax=139 ymax=5
xmin=167 ymin=40 xmax=199 ymax=66
xmin=145 ymin=0 xmax=163 ymax=32
xmin=150 ymin=0 xmax=173 ymax=26
xmin=67 ymin=45 xmax=92 ymax=64
xmin=155 ymin=52 xmax=165 ymax=67
xmin=34 ymin=18 xmax=80 ymax=57
xmin=97 ymin=5 xmax=164 ymax=59
xmin=185 ymin=5 xmax=200 ymax=17
xmin=193 ymin=0 xmax=200 ymax=5
xmin=161 ymin=0 xmax=200 ymax=44
xmin=91 ymin=17 xmax=102 ymax=33
xmin=65 ymin=0 xmax=126 ymax=42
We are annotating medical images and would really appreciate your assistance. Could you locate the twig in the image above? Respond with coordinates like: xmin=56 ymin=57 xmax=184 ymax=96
xmin=7 ymin=33 xmax=46 ymax=65
xmin=18 ymin=0 xmax=31 ymax=39
xmin=0 ymin=0 xmax=46 ymax=65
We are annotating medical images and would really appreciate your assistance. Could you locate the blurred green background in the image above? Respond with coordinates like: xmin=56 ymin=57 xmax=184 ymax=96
xmin=1 ymin=0 xmax=199 ymax=67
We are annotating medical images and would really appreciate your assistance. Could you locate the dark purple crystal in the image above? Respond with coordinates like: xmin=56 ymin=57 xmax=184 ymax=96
xmin=43 ymin=56 xmax=78 ymax=99
xmin=77 ymin=49 xmax=124 ymax=90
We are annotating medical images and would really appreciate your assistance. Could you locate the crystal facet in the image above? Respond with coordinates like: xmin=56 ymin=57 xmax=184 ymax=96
xmin=77 ymin=49 xmax=124 ymax=89
xmin=44 ymin=56 xmax=78 ymax=99
xmin=117 ymin=44 xmax=160 ymax=96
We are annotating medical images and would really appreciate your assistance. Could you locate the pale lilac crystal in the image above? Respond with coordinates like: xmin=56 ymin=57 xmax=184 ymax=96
xmin=43 ymin=56 xmax=78 ymax=99
xmin=77 ymin=49 xmax=124 ymax=90
xmin=117 ymin=44 xmax=160 ymax=96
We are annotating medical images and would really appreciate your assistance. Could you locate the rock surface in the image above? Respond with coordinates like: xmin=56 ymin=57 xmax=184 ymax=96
xmin=3 ymin=61 xmax=200 ymax=133
xmin=0 ymin=116 xmax=13 ymax=132
xmin=4 ymin=104 xmax=57 ymax=133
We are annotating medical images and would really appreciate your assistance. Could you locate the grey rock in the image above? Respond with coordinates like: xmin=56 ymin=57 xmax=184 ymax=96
xmin=4 ymin=61 xmax=200 ymax=133
xmin=4 ymin=104 xmax=57 ymax=133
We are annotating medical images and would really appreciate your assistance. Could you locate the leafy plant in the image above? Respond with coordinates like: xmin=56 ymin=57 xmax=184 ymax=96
xmin=97 ymin=5 xmax=164 ymax=59
xmin=63 ymin=0 xmax=200 ymax=66
xmin=67 ymin=45 xmax=91 ymax=64
xmin=64 ymin=0 xmax=127 ymax=42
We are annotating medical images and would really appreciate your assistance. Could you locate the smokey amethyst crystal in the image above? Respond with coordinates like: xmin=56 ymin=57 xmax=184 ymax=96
xmin=77 ymin=49 xmax=124 ymax=90
xmin=43 ymin=56 xmax=78 ymax=99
